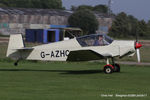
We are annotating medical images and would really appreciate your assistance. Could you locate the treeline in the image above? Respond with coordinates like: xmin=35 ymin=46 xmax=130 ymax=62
xmin=0 ymin=1 xmax=149 ymax=39
xmin=71 ymin=5 xmax=109 ymax=13
xmin=70 ymin=5 xmax=150 ymax=39
xmin=109 ymin=12 xmax=150 ymax=39
xmin=0 ymin=0 xmax=63 ymax=9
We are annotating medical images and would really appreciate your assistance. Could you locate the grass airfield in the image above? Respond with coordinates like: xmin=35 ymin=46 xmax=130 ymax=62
xmin=0 ymin=41 xmax=150 ymax=100
xmin=0 ymin=61 xmax=149 ymax=100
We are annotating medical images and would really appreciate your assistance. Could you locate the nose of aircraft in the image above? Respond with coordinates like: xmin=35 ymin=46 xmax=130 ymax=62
xmin=135 ymin=42 xmax=142 ymax=49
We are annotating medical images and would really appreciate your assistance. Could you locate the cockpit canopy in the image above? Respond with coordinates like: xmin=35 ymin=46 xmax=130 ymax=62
xmin=76 ymin=34 xmax=113 ymax=47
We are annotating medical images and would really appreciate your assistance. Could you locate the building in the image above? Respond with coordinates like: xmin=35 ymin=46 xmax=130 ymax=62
xmin=0 ymin=7 xmax=113 ymax=35
xmin=25 ymin=26 xmax=82 ymax=43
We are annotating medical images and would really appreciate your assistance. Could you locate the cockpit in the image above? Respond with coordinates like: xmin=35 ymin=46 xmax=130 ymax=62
xmin=76 ymin=34 xmax=113 ymax=47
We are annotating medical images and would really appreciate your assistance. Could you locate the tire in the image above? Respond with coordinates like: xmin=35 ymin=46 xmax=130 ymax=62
xmin=14 ymin=62 xmax=18 ymax=66
xmin=104 ymin=65 xmax=113 ymax=74
xmin=113 ymin=63 xmax=120 ymax=72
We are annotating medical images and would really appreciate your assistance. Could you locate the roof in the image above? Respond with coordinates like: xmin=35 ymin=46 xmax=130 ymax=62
xmin=0 ymin=7 xmax=73 ymax=16
xmin=0 ymin=7 xmax=112 ymax=18
xmin=63 ymin=27 xmax=82 ymax=31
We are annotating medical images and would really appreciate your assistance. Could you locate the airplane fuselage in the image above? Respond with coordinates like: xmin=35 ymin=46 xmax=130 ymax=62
xmin=22 ymin=38 xmax=135 ymax=61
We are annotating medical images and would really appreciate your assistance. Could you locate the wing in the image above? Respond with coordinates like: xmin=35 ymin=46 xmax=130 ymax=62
xmin=67 ymin=50 xmax=105 ymax=61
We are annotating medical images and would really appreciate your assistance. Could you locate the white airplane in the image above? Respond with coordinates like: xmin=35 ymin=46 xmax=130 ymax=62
xmin=6 ymin=34 xmax=142 ymax=74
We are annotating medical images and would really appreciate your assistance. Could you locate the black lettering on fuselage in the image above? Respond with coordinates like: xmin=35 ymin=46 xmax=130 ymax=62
xmin=66 ymin=50 xmax=69 ymax=56
xmin=41 ymin=50 xmax=70 ymax=58
xmin=60 ymin=50 xmax=65 ymax=57
xmin=55 ymin=50 xmax=60 ymax=57
xmin=51 ymin=51 xmax=55 ymax=57
xmin=41 ymin=52 xmax=45 ymax=58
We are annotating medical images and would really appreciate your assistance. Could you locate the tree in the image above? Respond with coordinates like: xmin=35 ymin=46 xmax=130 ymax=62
xmin=109 ymin=12 xmax=129 ymax=38
xmin=137 ymin=20 xmax=148 ymax=37
xmin=71 ymin=5 xmax=77 ymax=11
xmin=72 ymin=4 xmax=109 ymax=14
xmin=109 ymin=12 xmax=150 ymax=39
xmin=147 ymin=20 xmax=150 ymax=37
xmin=127 ymin=15 xmax=138 ymax=37
xmin=41 ymin=0 xmax=63 ymax=9
xmin=0 ymin=3 xmax=7 ymax=7
xmin=76 ymin=5 xmax=93 ymax=11
xmin=93 ymin=4 xmax=108 ymax=13
xmin=0 ymin=0 xmax=63 ymax=9
xmin=147 ymin=20 xmax=150 ymax=26
xmin=68 ymin=9 xmax=99 ymax=35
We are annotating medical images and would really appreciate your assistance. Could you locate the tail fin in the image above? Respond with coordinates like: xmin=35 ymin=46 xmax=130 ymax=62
xmin=6 ymin=34 xmax=24 ymax=59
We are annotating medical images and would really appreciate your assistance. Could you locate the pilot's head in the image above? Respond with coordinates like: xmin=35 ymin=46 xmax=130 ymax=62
xmin=98 ymin=35 xmax=103 ymax=40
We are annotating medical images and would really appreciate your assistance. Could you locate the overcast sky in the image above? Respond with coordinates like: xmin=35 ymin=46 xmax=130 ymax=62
xmin=62 ymin=0 xmax=150 ymax=22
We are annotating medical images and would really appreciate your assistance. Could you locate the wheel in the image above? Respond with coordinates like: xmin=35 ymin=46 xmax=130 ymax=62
xmin=104 ymin=65 xmax=114 ymax=74
xmin=14 ymin=62 xmax=18 ymax=66
xmin=113 ymin=63 xmax=120 ymax=72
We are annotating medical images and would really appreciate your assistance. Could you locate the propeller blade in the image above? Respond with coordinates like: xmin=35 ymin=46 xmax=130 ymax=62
xmin=136 ymin=49 xmax=141 ymax=63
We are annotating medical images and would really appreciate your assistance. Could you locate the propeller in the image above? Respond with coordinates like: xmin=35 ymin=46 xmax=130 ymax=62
xmin=136 ymin=48 xmax=140 ymax=63
xmin=135 ymin=33 xmax=142 ymax=63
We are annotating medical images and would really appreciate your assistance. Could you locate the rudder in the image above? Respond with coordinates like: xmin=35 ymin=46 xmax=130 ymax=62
xmin=6 ymin=34 xmax=24 ymax=59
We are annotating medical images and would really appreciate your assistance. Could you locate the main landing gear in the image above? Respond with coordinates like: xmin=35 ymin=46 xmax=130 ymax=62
xmin=103 ymin=58 xmax=120 ymax=74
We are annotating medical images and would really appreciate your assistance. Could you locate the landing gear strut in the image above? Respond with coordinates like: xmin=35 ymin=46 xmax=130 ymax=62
xmin=111 ymin=58 xmax=120 ymax=72
xmin=113 ymin=63 xmax=120 ymax=72
xmin=103 ymin=58 xmax=120 ymax=74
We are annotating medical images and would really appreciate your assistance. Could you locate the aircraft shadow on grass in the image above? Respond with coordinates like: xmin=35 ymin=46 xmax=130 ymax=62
xmin=0 ymin=69 xmax=103 ymax=74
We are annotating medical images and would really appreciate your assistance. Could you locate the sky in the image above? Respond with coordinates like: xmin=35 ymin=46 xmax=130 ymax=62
xmin=62 ymin=0 xmax=150 ymax=22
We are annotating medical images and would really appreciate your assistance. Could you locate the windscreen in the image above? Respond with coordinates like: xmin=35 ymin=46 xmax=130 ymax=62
xmin=76 ymin=34 xmax=113 ymax=47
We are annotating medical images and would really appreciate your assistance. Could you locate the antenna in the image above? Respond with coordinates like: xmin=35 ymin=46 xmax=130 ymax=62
xmin=108 ymin=0 xmax=112 ymax=16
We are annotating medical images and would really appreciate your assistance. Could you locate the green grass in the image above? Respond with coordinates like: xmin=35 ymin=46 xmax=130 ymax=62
xmin=0 ymin=43 xmax=7 ymax=59
xmin=0 ymin=61 xmax=149 ymax=100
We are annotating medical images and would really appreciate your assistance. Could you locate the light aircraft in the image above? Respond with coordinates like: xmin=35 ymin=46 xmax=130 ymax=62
xmin=6 ymin=33 xmax=142 ymax=74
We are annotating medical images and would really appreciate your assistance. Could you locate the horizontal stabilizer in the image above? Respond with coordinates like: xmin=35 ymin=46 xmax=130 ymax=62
xmin=14 ymin=47 xmax=34 ymax=51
